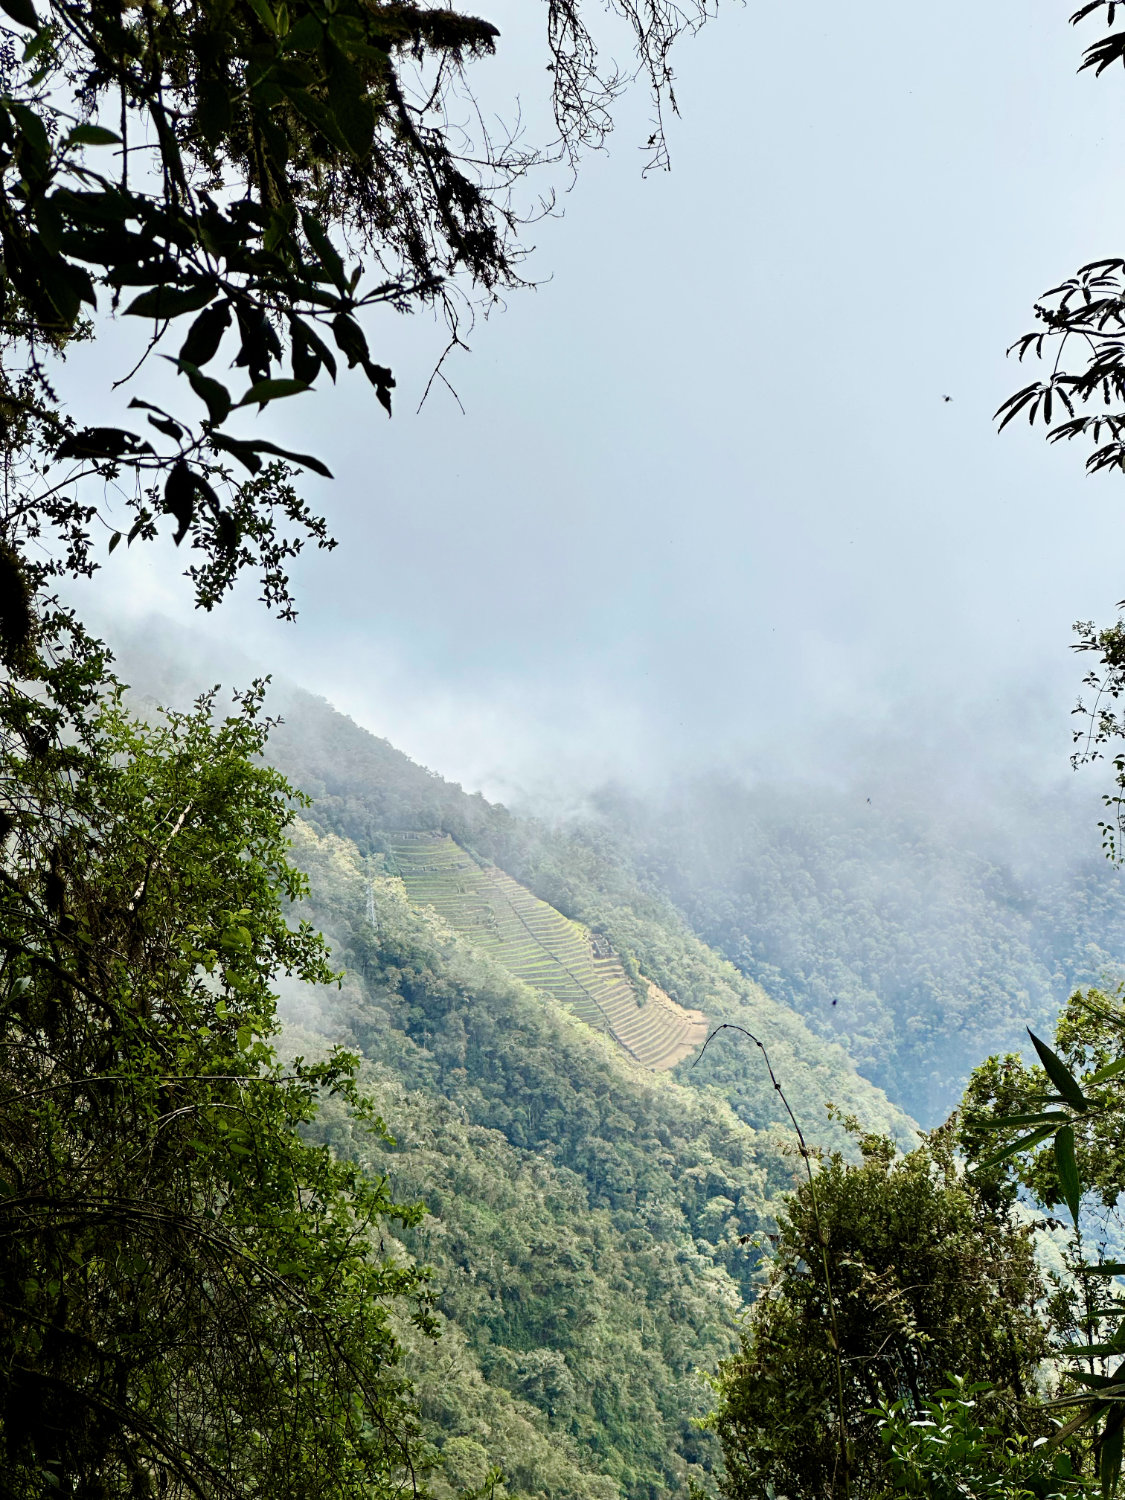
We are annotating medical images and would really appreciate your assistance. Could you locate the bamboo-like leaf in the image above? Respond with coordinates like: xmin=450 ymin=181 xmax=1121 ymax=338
xmin=972 ymin=1111 xmax=1070 ymax=1130
xmin=973 ymin=1123 xmax=1058 ymax=1173
xmin=1056 ymin=1124 xmax=1083 ymax=1223
xmin=1087 ymin=1055 xmax=1125 ymax=1087
xmin=1102 ymin=1409 xmax=1125 ymax=1499
xmin=1030 ymin=1030 xmax=1089 ymax=1111
xmin=1048 ymin=1405 xmax=1103 ymax=1447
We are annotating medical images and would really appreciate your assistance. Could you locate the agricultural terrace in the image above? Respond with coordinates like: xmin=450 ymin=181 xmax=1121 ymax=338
xmin=386 ymin=833 xmax=708 ymax=1070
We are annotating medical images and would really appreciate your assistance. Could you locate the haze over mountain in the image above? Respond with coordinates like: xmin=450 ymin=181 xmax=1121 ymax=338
xmin=107 ymin=615 xmax=1125 ymax=1130
xmin=61 ymin=0 xmax=1125 ymax=818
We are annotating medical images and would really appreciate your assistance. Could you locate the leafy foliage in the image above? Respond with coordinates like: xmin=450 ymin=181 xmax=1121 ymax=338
xmin=874 ymin=1379 xmax=1097 ymax=1500
xmin=0 ymin=654 xmax=431 ymax=1497
xmin=994 ymin=5 xmax=1125 ymax=855
xmin=958 ymin=989 xmax=1125 ymax=1497
xmin=709 ymin=1127 xmax=1050 ymax=1500
xmin=0 ymin=0 xmax=715 ymax=619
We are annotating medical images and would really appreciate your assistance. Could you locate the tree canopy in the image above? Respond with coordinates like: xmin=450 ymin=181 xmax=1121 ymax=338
xmin=0 ymin=0 xmax=713 ymax=622
xmin=709 ymin=1126 xmax=1049 ymax=1500
xmin=0 ymin=657 xmax=437 ymax=1495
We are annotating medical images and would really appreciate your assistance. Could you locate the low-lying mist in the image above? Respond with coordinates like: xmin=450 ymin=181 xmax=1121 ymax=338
xmin=102 ymin=611 xmax=1125 ymax=1126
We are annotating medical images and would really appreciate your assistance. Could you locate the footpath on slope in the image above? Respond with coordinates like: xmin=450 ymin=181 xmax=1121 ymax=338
xmin=386 ymin=832 xmax=708 ymax=1070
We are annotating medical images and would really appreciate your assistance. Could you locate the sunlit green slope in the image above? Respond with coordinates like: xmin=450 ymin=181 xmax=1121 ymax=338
xmin=387 ymin=832 xmax=708 ymax=1069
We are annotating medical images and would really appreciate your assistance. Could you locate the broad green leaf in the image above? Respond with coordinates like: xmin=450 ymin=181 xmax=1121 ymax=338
xmin=1029 ymin=1029 xmax=1089 ymax=1112
xmin=210 ymin=431 xmax=332 ymax=478
xmin=163 ymin=358 xmax=233 ymax=426
xmin=283 ymin=11 xmax=323 ymax=50
xmin=1102 ymin=1410 xmax=1125 ymax=1500
xmin=64 ymin=124 xmax=120 ymax=148
xmin=9 ymin=100 xmax=49 ymax=159
xmin=125 ymin=284 xmax=218 ymax=320
xmin=0 ymin=0 xmax=38 ymax=29
xmin=179 ymin=301 xmax=231 ymax=367
xmin=283 ymin=87 xmax=349 ymax=153
xmin=1055 ymin=1124 xmax=1082 ymax=1223
xmin=1087 ymin=1055 xmax=1125 ymax=1087
xmin=236 ymin=377 xmax=309 ymax=408
xmin=162 ymin=462 xmax=196 ymax=544
xmin=300 ymin=211 xmax=346 ymax=288
xmin=246 ymin=0 xmax=278 ymax=31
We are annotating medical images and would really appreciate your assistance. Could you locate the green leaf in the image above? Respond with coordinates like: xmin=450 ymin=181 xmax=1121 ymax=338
xmin=9 ymin=100 xmax=49 ymax=160
xmin=246 ymin=0 xmax=278 ymax=31
xmin=209 ymin=431 xmax=332 ymax=478
xmin=973 ymin=1123 xmax=1059 ymax=1173
xmin=1055 ymin=1124 xmax=1083 ymax=1224
xmin=300 ymin=212 xmax=346 ymax=289
xmin=1078 ymin=1263 xmax=1125 ymax=1277
xmin=124 ymin=285 xmax=218 ymax=320
xmin=972 ymin=1111 xmax=1070 ymax=1130
xmin=283 ymin=87 xmax=349 ymax=153
xmin=283 ymin=11 xmax=323 ymax=50
xmin=331 ymin=311 xmax=368 ymax=367
xmin=1029 ymin=1029 xmax=1089 ymax=1112
xmin=236 ymin=377 xmax=309 ymax=409
xmin=179 ymin=301 xmax=231 ymax=368
xmin=64 ymin=124 xmax=121 ymax=148
xmin=128 ymin=399 xmax=185 ymax=443
xmin=0 ymin=0 xmax=38 ymax=29
xmin=1087 ymin=1055 xmax=1125 ymax=1088
xmin=1102 ymin=1410 xmax=1125 ymax=1500
xmin=237 ymin=1026 xmax=252 ymax=1052
xmin=162 ymin=461 xmax=196 ymax=545
xmin=163 ymin=358 xmax=233 ymax=426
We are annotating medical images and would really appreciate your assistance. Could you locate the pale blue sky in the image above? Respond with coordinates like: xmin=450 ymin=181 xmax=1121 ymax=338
xmin=73 ymin=0 xmax=1125 ymax=807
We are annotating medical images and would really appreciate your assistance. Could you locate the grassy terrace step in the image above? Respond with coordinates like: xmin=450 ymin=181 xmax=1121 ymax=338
xmin=386 ymin=832 xmax=708 ymax=1071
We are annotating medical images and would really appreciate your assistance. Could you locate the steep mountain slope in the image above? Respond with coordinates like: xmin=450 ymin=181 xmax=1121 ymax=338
xmin=285 ymin=819 xmax=893 ymax=1498
xmin=109 ymin=631 xmax=926 ymax=1495
xmin=261 ymin=685 xmax=915 ymax=1144
xmin=283 ymin=823 xmax=772 ymax=1496
xmin=387 ymin=831 xmax=707 ymax=1069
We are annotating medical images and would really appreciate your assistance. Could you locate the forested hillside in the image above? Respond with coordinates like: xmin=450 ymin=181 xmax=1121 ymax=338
xmin=286 ymin=822 xmax=771 ymax=1497
xmin=258 ymin=684 xmax=914 ymax=1147
xmin=107 ymin=635 xmax=922 ymax=1496
xmin=118 ymin=621 xmax=1125 ymax=1130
